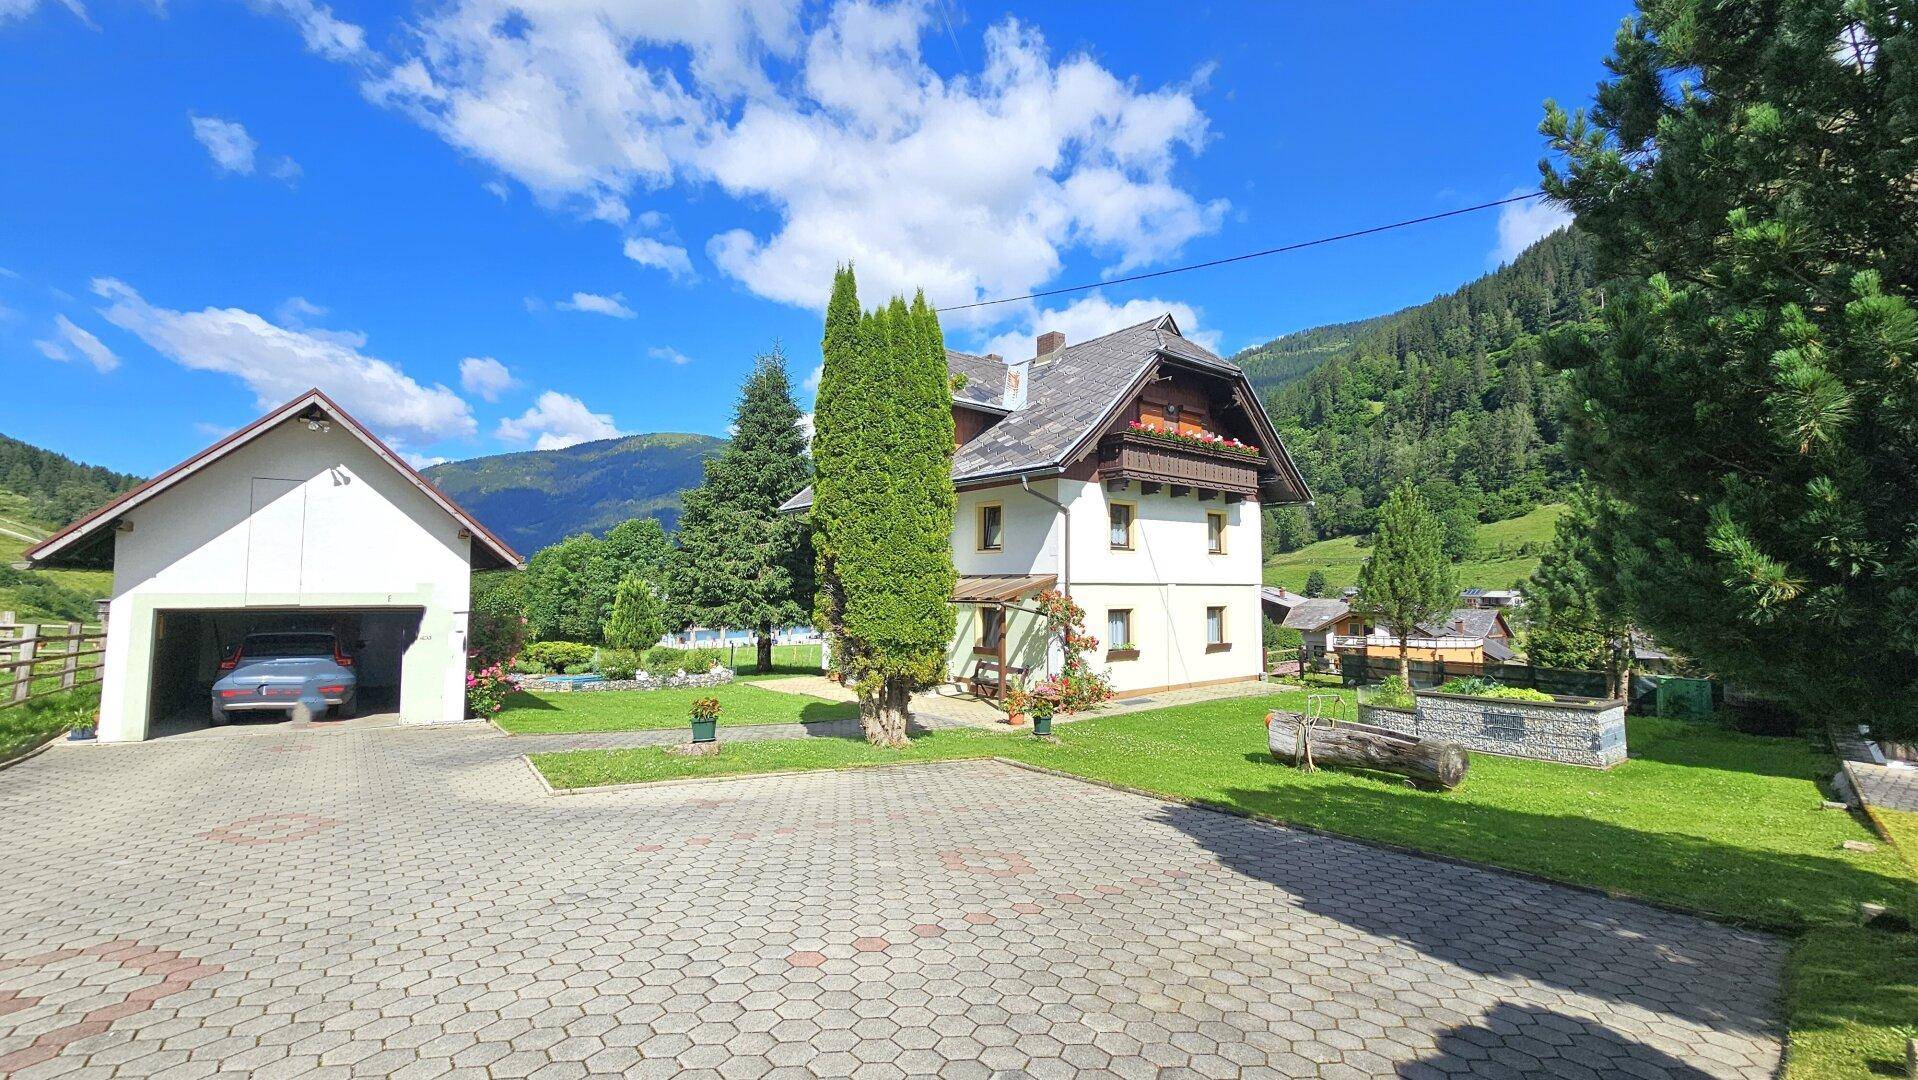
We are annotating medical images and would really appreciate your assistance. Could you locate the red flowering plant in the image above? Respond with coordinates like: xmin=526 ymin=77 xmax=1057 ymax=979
xmin=1126 ymin=420 xmax=1261 ymax=458
xmin=465 ymin=664 xmax=514 ymax=718
xmin=1032 ymin=589 xmax=1114 ymax=714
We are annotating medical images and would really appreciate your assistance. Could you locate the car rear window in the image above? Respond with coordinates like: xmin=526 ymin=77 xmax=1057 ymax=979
xmin=242 ymin=634 xmax=336 ymax=657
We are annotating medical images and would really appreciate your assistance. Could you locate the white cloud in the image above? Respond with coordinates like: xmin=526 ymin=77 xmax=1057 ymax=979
xmin=495 ymin=390 xmax=623 ymax=450
xmin=0 ymin=0 xmax=94 ymax=29
xmin=275 ymin=296 xmax=327 ymax=324
xmin=33 ymin=315 xmax=120 ymax=372
xmin=459 ymin=355 xmax=518 ymax=401
xmin=404 ymin=451 xmax=449 ymax=469
xmin=978 ymin=293 xmax=1219 ymax=360
xmin=248 ymin=0 xmax=367 ymax=60
xmin=189 ymin=114 xmax=302 ymax=184
xmin=623 ymin=236 xmax=695 ymax=280
xmin=1491 ymin=191 xmax=1573 ymax=265
xmin=556 ymin=291 xmax=637 ymax=318
xmin=189 ymin=115 xmax=259 ymax=175
xmin=802 ymin=362 xmax=822 ymax=396
xmin=648 ymin=346 xmax=693 ymax=366
xmin=93 ymin=277 xmax=476 ymax=445
xmin=193 ymin=421 xmax=237 ymax=439
xmin=339 ymin=0 xmax=1221 ymax=316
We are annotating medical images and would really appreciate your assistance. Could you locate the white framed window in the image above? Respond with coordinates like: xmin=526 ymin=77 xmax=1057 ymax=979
xmin=1106 ymin=609 xmax=1134 ymax=652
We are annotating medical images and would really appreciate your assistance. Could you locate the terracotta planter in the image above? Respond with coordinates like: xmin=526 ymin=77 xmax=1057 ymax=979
xmin=1005 ymin=711 xmax=1027 ymax=727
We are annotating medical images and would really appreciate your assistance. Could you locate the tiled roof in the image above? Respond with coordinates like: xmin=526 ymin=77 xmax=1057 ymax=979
xmin=1258 ymin=589 xmax=1350 ymax=631
xmin=780 ymin=312 xmax=1308 ymax=513
xmin=1416 ymin=608 xmax=1505 ymax=641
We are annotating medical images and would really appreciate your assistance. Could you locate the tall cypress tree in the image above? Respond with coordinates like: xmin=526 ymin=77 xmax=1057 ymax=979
xmin=1542 ymin=2 xmax=1918 ymax=732
xmin=811 ymin=275 xmax=956 ymax=746
xmin=672 ymin=348 xmax=814 ymax=671
xmin=1355 ymin=481 xmax=1457 ymax=684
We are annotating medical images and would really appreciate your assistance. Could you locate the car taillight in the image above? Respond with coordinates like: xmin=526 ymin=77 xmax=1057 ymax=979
xmin=219 ymin=689 xmax=244 ymax=698
xmin=333 ymin=645 xmax=353 ymax=667
xmin=218 ymin=645 xmax=242 ymax=671
xmin=318 ymin=685 xmax=346 ymax=695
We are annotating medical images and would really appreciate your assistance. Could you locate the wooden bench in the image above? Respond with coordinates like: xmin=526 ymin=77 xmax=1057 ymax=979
xmin=969 ymin=659 xmax=1029 ymax=701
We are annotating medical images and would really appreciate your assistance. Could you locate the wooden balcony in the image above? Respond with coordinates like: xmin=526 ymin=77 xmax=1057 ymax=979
xmin=1097 ymin=431 xmax=1261 ymax=495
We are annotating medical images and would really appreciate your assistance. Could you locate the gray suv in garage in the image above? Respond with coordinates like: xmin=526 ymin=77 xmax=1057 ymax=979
xmin=210 ymin=631 xmax=358 ymax=725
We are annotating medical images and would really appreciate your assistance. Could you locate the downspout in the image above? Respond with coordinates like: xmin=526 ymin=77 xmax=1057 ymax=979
xmin=1021 ymin=474 xmax=1069 ymax=681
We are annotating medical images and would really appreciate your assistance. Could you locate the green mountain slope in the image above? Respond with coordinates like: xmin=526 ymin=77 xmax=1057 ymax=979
xmin=423 ymin=432 xmax=725 ymax=553
xmin=1249 ymin=229 xmax=1600 ymax=544
xmin=1265 ymin=503 xmax=1565 ymax=594
xmin=0 ymin=434 xmax=138 ymax=623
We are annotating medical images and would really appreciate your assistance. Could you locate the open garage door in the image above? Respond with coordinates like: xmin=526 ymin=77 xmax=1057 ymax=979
xmin=146 ymin=607 xmax=423 ymax=736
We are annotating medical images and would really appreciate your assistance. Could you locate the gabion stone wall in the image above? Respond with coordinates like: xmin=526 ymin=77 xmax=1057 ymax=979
xmin=1410 ymin=691 xmax=1627 ymax=768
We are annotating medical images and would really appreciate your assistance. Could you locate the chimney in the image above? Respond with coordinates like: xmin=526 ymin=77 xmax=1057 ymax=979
xmin=1036 ymin=329 xmax=1065 ymax=356
xmin=1002 ymin=355 xmax=1030 ymax=411
xmin=1453 ymin=618 xmax=1466 ymax=633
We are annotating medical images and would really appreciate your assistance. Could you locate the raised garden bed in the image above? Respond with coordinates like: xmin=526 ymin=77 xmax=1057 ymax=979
xmin=1411 ymin=689 xmax=1627 ymax=768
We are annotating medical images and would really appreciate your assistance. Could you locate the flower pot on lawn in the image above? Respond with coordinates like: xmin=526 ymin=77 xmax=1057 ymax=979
xmin=689 ymin=696 xmax=721 ymax=744
xmin=1031 ymin=711 xmax=1053 ymax=737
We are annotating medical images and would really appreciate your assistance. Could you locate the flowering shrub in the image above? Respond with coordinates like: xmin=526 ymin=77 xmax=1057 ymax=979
xmin=1126 ymin=420 xmax=1261 ymax=458
xmin=690 ymin=696 xmax=722 ymax=721
xmin=1032 ymin=590 xmax=1114 ymax=713
xmin=466 ymin=664 xmax=514 ymax=718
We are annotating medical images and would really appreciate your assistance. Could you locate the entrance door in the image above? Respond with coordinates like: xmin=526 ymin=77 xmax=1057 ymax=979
xmin=245 ymin=477 xmax=305 ymax=601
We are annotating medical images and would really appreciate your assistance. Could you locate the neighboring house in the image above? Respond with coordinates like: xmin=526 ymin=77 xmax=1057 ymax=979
xmin=1459 ymin=587 xmax=1524 ymax=609
xmin=1259 ymin=586 xmax=1351 ymax=664
xmin=24 ymin=389 xmax=521 ymax=742
xmin=785 ymin=315 xmax=1311 ymax=697
xmin=1334 ymin=607 xmax=1517 ymax=664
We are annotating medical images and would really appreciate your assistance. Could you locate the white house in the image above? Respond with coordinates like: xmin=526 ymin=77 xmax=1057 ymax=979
xmin=25 ymin=389 xmax=520 ymax=741
xmin=785 ymin=315 xmax=1311 ymax=698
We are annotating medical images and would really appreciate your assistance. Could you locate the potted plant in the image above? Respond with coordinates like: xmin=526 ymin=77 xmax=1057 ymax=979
xmin=1028 ymin=683 xmax=1059 ymax=737
xmin=68 ymin=714 xmax=98 ymax=741
xmin=689 ymin=696 xmax=720 ymax=743
xmin=1001 ymin=686 xmax=1029 ymax=726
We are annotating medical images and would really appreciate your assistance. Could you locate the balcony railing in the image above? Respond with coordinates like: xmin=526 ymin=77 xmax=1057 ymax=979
xmin=1097 ymin=432 xmax=1261 ymax=495
xmin=1335 ymin=633 xmax=1483 ymax=651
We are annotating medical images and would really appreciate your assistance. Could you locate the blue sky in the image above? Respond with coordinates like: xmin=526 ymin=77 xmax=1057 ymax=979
xmin=0 ymin=0 xmax=1624 ymax=476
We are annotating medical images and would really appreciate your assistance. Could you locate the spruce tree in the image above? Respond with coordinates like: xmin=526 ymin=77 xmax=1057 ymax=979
xmin=1303 ymin=569 xmax=1328 ymax=598
xmin=1355 ymin=481 xmax=1457 ymax=684
xmin=811 ymin=273 xmax=957 ymax=746
xmin=604 ymin=574 xmax=665 ymax=651
xmin=671 ymin=348 xmax=814 ymax=671
xmin=1542 ymin=1 xmax=1918 ymax=732
xmin=1524 ymin=489 xmax=1634 ymax=697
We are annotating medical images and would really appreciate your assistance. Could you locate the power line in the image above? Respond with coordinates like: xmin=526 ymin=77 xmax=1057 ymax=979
xmin=934 ymin=190 xmax=1551 ymax=314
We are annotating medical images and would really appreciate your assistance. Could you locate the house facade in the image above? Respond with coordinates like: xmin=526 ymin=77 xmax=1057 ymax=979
xmin=25 ymin=390 xmax=520 ymax=741
xmin=787 ymin=315 xmax=1310 ymax=698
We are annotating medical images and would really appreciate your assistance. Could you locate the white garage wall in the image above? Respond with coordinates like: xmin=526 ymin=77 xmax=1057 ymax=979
xmin=97 ymin=419 xmax=475 ymax=740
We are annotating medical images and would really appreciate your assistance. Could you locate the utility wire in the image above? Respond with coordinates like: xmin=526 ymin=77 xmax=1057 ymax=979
xmin=935 ymin=190 xmax=1551 ymax=314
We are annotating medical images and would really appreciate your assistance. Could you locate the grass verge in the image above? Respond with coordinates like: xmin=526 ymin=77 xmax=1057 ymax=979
xmin=0 ymin=684 xmax=99 ymax=762
xmin=495 ymin=682 xmax=856 ymax=736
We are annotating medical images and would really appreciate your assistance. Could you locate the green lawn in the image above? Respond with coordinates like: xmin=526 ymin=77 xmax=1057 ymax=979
xmin=0 ymin=494 xmax=112 ymax=622
xmin=733 ymin=642 xmax=823 ymax=681
xmin=0 ymin=684 xmax=97 ymax=761
xmin=494 ymin=681 xmax=855 ymax=735
xmin=533 ymin=683 xmax=1917 ymax=1079
xmin=1266 ymin=503 xmax=1565 ymax=593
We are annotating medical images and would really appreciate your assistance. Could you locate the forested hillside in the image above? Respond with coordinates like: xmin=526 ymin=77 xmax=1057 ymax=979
xmin=0 ymin=433 xmax=141 ymax=528
xmin=424 ymin=432 xmax=724 ymax=553
xmin=1241 ymin=228 xmax=1600 ymax=549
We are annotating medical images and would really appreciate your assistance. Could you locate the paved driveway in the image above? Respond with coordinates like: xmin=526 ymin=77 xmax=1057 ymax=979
xmin=0 ymin=724 xmax=1783 ymax=1079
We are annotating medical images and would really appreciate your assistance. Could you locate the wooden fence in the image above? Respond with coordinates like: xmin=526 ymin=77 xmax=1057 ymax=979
xmin=0 ymin=613 xmax=106 ymax=710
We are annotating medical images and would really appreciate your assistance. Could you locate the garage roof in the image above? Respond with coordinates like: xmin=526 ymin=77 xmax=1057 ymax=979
xmin=25 ymin=388 xmax=523 ymax=572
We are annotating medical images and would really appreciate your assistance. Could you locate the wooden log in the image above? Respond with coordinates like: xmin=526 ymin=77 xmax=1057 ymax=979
xmin=1266 ymin=710 xmax=1468 ymax=790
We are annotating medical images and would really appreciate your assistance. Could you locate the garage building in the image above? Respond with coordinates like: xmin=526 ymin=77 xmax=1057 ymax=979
xmin=26 ymin=389 xmax=521 ymax=741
